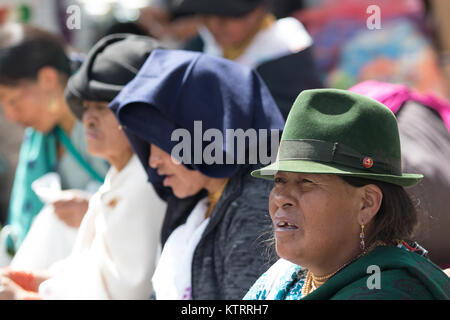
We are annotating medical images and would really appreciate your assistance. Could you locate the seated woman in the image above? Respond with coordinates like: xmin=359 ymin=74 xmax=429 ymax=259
xmin=0 ymin=34 xmax=166 ymax=299
xmin=244 ymin=88 xmax=450 ymax=300
xmin=0 ymin=24 xmax=109 ymax=259
xmin=109 ymin=49 xmax=285 ymax=299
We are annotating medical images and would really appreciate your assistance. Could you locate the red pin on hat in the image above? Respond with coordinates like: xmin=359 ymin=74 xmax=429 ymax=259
xmin=363 ymin=156 xmax=374 ymax=168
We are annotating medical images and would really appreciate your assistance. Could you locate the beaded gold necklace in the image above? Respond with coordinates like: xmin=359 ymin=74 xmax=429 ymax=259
xmin=301 ymin=240 xmax=388 ymax=298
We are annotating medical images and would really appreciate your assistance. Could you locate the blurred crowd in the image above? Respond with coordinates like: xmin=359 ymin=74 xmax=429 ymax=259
xmin=0 ymin=0 xmax=449 ymax=300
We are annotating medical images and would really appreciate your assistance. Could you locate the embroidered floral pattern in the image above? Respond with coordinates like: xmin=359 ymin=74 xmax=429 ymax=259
xmin=244 ymin=244 xmax=421 ymax=300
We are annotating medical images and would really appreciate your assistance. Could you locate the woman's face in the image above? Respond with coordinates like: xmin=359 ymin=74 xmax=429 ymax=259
xmin=269 ymin=171 xmax=364 ymax=270
xmin=202 ymin=8 xmax=265 ymax=47
xmin=82 ymin=101 xmax=131 ymax=162
xmin=149 ymin=144 xmax=210 ymax=198
xmin=0 ymin=81 xmax=60 ymax=132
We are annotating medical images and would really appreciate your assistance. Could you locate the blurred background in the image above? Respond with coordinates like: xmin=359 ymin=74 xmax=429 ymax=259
xmin=1 ymin=0 xmax=449 ymax=225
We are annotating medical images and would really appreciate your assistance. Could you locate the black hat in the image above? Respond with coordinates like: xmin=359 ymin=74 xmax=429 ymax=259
xmin=65 ymin=33 xmax=161 ymax=119
xmin=170 ymin=0 xmax=269 ymax=17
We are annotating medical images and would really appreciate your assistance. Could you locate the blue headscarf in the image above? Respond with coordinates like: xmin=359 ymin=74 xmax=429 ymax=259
xmin=109 ymin=49 xmax=285 ymax=197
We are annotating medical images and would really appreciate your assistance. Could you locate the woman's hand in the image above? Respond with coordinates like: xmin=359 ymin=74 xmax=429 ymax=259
xmin=0 ymin=276 xmax=27 ymax=300
xmin=0 ymin=267 xmax=51 ymax=298
xmin=52 ymin=190 xmax=90 ymax=228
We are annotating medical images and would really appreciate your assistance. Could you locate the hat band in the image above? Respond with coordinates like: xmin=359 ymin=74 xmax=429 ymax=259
xmin=278 ymin=139 xmax=402 ymax=176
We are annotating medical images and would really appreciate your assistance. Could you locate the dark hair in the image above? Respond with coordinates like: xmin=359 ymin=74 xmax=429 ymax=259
xmin=170 ymin=0 xmax=272 ymax=18
xmin=340 ymin=176 xmax=419 ymax=247
xmin=0 ymin=23 xmax=71 ymax=86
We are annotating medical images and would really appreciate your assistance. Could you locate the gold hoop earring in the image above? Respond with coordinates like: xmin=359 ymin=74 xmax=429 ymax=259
xmin=48 ymin=96 xmax=59 ymax=113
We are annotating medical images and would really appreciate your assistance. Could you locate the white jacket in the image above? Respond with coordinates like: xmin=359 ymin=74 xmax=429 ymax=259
xmin=200 ymin=17 xmax=313 ymax=68
xmin=38 ymin=155 xmax=166 ymax=299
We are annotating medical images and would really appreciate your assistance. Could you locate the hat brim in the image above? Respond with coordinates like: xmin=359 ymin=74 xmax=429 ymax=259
xmin=65 ymin=85 xmax=84 ymax=120
xmin=251 ymin=160 xmax=423 ymax=188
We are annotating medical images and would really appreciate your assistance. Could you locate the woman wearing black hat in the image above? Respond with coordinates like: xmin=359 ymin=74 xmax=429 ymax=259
xmin=171 ymin=0 xmax=323 ymax=119
xmin=0 ymin=24 xmax=109 ymax=260
xmin=0 ymin=34 xmax=166 ymax=300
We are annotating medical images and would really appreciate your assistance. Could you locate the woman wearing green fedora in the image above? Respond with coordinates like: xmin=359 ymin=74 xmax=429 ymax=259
xmin=244 ymin=88 xmax=450 ymax=300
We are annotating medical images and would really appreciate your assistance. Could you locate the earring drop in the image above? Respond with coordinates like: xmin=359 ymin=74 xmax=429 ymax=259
xmin=360 ymin=224 xmax=365 ymax=251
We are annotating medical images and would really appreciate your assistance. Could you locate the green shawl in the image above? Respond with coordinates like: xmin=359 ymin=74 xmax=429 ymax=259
xmin=302 ymin=246 xmax=450 ymax=300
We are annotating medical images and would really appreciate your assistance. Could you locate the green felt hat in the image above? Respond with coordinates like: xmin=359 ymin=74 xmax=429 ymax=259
xmin=252 ymin=89 xmax=423 ymax=187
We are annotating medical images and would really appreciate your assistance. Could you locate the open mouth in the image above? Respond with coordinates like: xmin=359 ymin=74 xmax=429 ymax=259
xmin=275 ymin=221 xmax=299 ymax=230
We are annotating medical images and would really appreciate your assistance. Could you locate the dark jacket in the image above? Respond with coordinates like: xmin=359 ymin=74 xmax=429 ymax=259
xmin=183 ymin=36 xmax=323 ymax=119
xmin=162 ymin=164 xmax=277 ymax=299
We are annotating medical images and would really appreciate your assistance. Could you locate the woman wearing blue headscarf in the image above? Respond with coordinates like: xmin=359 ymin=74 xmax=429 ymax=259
xmin=110 ymin=49 xmax=285 ymax=299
